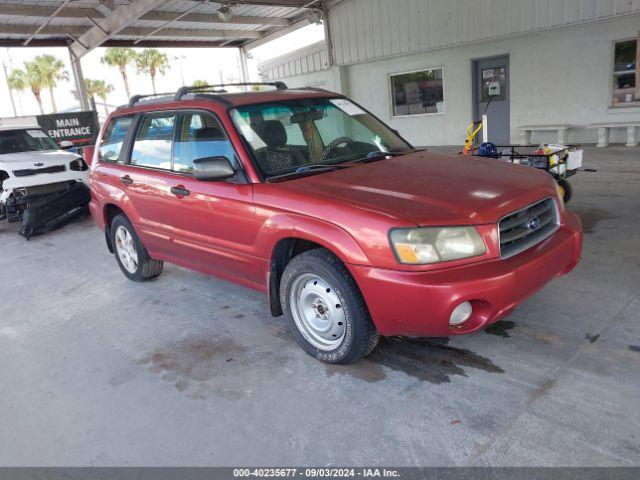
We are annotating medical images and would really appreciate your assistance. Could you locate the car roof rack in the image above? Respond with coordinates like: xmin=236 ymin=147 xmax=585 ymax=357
xmin=127 ymin=92 xmax=175 ymax=107
xmin=174 ymin=82 xmax=287 ymax=101
xmin=124 ymin=82 xmax=288 ymax=109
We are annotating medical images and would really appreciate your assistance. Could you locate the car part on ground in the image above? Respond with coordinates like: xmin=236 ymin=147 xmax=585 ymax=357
xmin=19 ymin=183 xmax=91 ymax=240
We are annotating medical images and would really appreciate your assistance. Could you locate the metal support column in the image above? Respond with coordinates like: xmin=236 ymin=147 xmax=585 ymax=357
xmin=321 ymin=5 xmax=335 ymax=68
xmin=68 ymin=47 xmax=90 ymax=111
xmin=238 ymin=47 xmax=250 ymax=84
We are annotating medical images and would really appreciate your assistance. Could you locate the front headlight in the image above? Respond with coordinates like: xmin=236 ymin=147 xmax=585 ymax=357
xmin=69 ymin=158 xmax=88 ymax=171
xmin=390 ymin=226 xmax=487 ymax=264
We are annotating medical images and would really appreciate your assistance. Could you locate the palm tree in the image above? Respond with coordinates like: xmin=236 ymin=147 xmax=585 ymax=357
xmin=135 ymin=49 xmax=169 ymax=94
xmin=191 ymin=80 xmax=209 ymax=88
xmin=7 ymin=62 xmax=46 ymax=114
xmin=34 ymin=54 xmax=68 ymax=113
xmin=101 ymin=47 xmax=135 ymax=99
xmin=85 ymin=79 xmax=114 ymax=116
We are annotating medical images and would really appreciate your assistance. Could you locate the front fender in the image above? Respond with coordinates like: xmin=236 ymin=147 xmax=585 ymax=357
xmin=255 ymin=212 xmax=372 ymax=266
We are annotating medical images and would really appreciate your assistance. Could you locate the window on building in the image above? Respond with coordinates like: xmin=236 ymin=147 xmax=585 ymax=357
xmin=173 ymin=111 xmax=236 ymax=174
xmin=390 ymin=68 xmax=445 ymax=116
xmin=98 ymin=116 xmax=132 ymax=162
xmin=130 ymin=113 xmax=176 ymax=170
xmin=613 ymin=39 xmax=638 ymax=106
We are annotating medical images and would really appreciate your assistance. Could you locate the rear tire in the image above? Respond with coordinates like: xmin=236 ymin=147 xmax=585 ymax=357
xmin=111 ymin=214 xmax=163 ymax=282
xmin=280 ymin=248 xmax=379 ymax=364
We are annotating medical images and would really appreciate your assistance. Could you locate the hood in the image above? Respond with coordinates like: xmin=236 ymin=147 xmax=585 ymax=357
xmin=0 ymin=150 xmax=80 ymax=166
xmin=278 ymin=151 xmax=558 ymax=226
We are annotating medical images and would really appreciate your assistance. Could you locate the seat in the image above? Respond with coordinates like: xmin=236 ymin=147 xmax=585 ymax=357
xmin=191 ymin=126 xmax=232 ymax=162
xmin=194 ymin=126 xmax=224 ymax=142
xmin=255 ymin=120 xmax=305 ymax=173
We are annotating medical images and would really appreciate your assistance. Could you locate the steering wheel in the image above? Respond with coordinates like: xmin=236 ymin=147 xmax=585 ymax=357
xmin=319 ymin=136 xmax=356 ymax=162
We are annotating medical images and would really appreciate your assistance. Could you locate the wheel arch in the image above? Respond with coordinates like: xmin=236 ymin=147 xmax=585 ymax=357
xmin=103 ymin=203 xmax=127 ymax=253
xmin=262 ymin=214 xmax=371 ymax=317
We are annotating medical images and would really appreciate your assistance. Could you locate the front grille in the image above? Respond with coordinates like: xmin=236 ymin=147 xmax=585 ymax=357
xmin=499 ymin=197 xmax=559 ymax=259
xmin=22 ymin=181 xmax=76 ymax=198
xmin=12 ymin=165 xmax=66 ymax=177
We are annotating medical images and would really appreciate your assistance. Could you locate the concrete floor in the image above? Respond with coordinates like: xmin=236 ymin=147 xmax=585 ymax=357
xmin=0 ymin=146 xmax=638 ymax=467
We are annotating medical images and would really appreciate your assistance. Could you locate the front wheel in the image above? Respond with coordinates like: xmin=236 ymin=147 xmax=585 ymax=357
xmin=111 ymin=215 xmax=163 ymax=281
xmin=280 ymin=249 xmax=379 ymax=364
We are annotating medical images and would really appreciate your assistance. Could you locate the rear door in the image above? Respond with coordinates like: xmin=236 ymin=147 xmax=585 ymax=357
xmin=120 ymin=111 xmax=178 ymax=257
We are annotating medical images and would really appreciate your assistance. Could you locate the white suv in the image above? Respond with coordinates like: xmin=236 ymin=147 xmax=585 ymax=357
xmin=0 ymin=126 xmax=89 ymax=222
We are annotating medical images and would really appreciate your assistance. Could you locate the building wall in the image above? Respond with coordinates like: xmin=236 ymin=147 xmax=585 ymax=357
xmin=260 ymin=42 xmax=328 ymax=80
xmin=342 ymin=15 xmax=640 ymax=145
xmin=328 ymin=0 xmax=640 ymax=66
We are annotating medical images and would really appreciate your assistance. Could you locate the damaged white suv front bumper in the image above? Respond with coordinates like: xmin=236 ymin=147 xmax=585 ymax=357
xmin=0 ymin=150 xmax=89 ymax=222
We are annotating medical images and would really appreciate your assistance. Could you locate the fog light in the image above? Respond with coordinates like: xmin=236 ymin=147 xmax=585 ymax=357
xmin=450 ymin=301 xmax=472 ymax=326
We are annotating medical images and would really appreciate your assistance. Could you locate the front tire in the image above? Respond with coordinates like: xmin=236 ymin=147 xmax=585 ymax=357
xmin=280 ymin=248 xmax=379 ymax=364
xmin=111 ymin=214 xmax=163 ymax=282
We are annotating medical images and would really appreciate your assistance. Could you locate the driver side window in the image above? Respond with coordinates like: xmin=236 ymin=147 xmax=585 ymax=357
xmin=173 ymin=111 xmax=236 ymax=174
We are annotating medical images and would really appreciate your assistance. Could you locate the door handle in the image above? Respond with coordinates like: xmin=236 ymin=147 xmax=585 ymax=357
xmin=170 ymin=186 xmax=190 ymax=197
xmin=119 ymin=175 xmax=133 ymax=185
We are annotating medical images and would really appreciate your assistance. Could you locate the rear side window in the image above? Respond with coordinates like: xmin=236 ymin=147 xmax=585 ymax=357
xmin=99 ymin=116 xmax=132 ymax=162
xmin=173 ymin=111 xmax=236 ymax=174
xmin=130 ymin=113 xmax=176 ymax=170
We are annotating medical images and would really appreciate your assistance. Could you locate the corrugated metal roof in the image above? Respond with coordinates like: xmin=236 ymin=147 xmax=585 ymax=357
xmin=0 ymin=0 xmax=320 ymax=48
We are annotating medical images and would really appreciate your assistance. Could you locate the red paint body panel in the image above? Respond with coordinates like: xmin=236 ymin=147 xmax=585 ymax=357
xmin=89 ymin=90 xmax=583 ymax=337
xmin=349 ymin=212 xmax=582 ymax=336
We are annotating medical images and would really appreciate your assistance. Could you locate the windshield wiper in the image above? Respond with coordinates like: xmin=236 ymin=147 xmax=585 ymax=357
xmin=295 ymin=164 xmax=353 ymax=173
xmin=348 ymin=150 xmax=413 ymax=164
xmin=265 ymin=164 xmax=352 ymax=183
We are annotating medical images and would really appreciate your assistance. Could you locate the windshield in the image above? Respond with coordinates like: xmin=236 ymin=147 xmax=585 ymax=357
xmin=230 ymin=98 xmax=413 ymax=179
xmin=0 ymin=129 xmax=59 ymax=155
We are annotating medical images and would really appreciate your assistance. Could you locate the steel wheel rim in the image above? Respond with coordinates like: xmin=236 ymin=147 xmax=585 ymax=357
xmin=115 ymin=225 xmax=138 ymax=274
xmin=289 ymin=273 xmax=346 ymax=351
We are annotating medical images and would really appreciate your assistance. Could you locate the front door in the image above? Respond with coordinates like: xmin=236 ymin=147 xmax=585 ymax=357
xmin=473 ymin=55 xmax=510 ymax=145
xmin=165 ymin=110 xmax=262 ymax=285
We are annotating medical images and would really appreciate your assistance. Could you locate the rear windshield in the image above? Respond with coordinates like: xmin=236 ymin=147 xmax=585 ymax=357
xmin=0 ymin=129 xmax=59 ymax=155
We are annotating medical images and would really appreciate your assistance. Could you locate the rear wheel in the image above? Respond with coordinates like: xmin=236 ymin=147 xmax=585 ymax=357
xmin=557 ymin=179 xmax=573 ymax=204
xmin=280 ymin=248 xmax=379 ymax=364
xmin=111 ymin=215 xmax=163 ymax=281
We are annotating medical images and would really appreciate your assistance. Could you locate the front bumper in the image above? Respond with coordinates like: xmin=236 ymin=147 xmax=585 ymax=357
xmin=349 ymin=211 xmax=582 ymax=337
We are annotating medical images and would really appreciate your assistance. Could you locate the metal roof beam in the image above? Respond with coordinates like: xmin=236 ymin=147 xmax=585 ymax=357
xmin=224 ymin=0 xmax=323 ymax=48
xmin=141 ymin=12 xmax=290 ymax=26
xmin=1 ymin=4 xmax=104 ymax=20
xmin=188 ymin=0 xmax=316 ymax=6
xmin=23 ymin=0 xmax=72 ymax=46
xmin=243 ymin=16 xmax=311 ymax=50
xmin=0 ymin=38 xmax=233 ymax=48
xmin=0 ymin=3 xmax=291 ymax=27
xmin=69 ymin=0 xmax=171 ymax=59
xmin=0 ymin=23 xmax=262 ymax=40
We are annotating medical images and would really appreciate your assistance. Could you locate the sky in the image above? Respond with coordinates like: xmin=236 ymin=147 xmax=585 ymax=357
xmin=0 ymin=23 xmax=325 ymax=119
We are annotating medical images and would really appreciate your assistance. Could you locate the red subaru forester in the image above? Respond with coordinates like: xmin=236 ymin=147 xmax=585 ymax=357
xmin=89 ymin=83 xmax=582 ymax=364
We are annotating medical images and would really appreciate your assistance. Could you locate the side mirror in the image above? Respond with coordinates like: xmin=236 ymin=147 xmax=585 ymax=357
xmin=193 ymin=156 xmax=236 ymax=182
xmin=59 ymin=140 xmax=74 ymax=149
